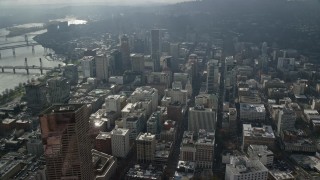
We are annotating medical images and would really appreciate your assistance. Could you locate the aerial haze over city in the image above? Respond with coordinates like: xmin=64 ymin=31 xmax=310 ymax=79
xmin=1 ymin=0 xmax=320 ymax=179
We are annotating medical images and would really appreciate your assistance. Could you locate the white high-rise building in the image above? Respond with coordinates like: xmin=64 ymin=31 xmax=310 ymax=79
xmin=161 ymin=88 xmax=188 ymax=106
xmin=225 ymin=156 xmax=268 ymax=180
xmin=111 ymin=127 xmax=130 ymax=158
xmin=81 ymin=56 xmax=95 ymax=78
xmin=188 ymin=105 xmax=216 ymax=132
xmin=105 ymin=95 xmax=125 ymax=113
xmin=130 ymin=86 xmax=159 ymax=112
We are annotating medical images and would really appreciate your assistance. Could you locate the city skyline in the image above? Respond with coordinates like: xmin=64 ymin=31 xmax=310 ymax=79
xmin=0 ymin=0 xmax=320 ymax=179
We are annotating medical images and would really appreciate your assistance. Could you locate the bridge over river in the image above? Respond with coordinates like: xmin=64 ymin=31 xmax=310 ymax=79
xmin=0 ymin=58 xmax=59 ymax=74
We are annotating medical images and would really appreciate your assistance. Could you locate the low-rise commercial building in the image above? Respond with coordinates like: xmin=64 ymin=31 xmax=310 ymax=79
xmin=240 ymin=103 xmax=266 ymax=122
xmin=92 ymin=149 xmax=117 ymax=180
xmin=242 ymin=124 xmax=275 ymax=151
xmin=247 ymin=145 xmax=274 ymax=166
xmin=225 ymin=156 xmax=268 ymax=180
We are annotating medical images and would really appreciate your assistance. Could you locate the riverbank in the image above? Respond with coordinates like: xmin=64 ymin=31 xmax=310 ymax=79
xmin=0 ymin=69 xmax=59 ymax=107
xmin=6 ymin=26 xmax=46 ymax=37
xmin=0 ymin=84 xmax=24 ymax=107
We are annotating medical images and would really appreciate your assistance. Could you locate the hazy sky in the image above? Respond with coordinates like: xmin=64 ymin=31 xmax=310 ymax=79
xmin=0 ymin=0 xmax=192 ymax=6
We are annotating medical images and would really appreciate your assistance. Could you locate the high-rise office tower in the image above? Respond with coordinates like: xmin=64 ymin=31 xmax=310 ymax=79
xmin=47 ymin=77 xmax=70 ymax=104
xmin=188 ymin=105 xmax=216 ymax=132
xmin=81 ymin=56 xmax=95 ymax=78
xmin=206 ymin=60 xmax=219 ymax=94
xmin=277 ymin=107 xmax=296 ymax=135
xmin=120 ymin=35 xmax=131 ymax=72
xmin=95 ymin=54 xmax=109 ymax=81
xmin=130 ymin=54 xmax=145 ymax=72
xmin=136 ymin=133 xmax=156 ymax=163
xmin=261 ymin=42 xmax=268 ymax=56
xmin=39 ymin=104 xmax=93 ymax=180
xmin=111 ymin=127 xmax=130 ymax=158
xmin=111 ymin=49 xmax=122 ymax=75
xmin=151 ymin=29 xmax=161 ymax=72
xmin=169 ymin=43 xmax=180 ymax=59
xmin=25 ymin=80 xmax=48 ymax=114
xmin=63 ymin=64 xmax=78 ymax=85
xmin=195 ymin=129 xmax=215 ymax=169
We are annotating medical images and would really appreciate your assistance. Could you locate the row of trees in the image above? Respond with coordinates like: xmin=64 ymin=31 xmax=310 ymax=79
xmin=0 ymin=82 xmax=25 ymax=105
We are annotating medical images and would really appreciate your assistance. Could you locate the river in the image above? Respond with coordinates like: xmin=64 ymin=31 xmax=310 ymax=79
xmin=0 ymin=18 xmax=87 ymax=94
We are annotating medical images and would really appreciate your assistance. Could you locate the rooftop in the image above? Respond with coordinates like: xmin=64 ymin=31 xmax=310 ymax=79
xmin=240 ymin=103 xmax=265 ymax=113
xmin=177 ymin=161 xmax=196 ymax=172
xmin=190 ymin=105 xmax=214 ymax=112
xmin=227 ymin=156 xmax=268 ymax=175
xmin=111 ymin=127 xmax=129 ymax=136
xmin=196 ymin=129 xmax=215 ymax=145
xmin=106 ymin=94 xmax=122 ymax=100
xmin=2 ymin=118 xmax=15 ymax=124
xmin=243 ymin=124 xmax=275 ymax=139
xmin=81 ymin=56 xmax=94 ymax=61
xmin=137 ymin=133 xmax=156 ymax=141
xmin=132 ymin=86 xmax=157 ymax=96
xmin=92 ymin=149 xmax=117 ymax=178
xmin=248 ymin=145 xmax=273 ymax=156
xmin=88 ymin=89 xmax=110 ymax=97
xmin=41 ymin=104 xmax=84 ymax=115
xmin=126 ymin=164 xmax=163 ymax=179
xmin=182 ymin=131 xmax=194 ymax=145
xmin=269 ymin=170 xmax=295 ymax=180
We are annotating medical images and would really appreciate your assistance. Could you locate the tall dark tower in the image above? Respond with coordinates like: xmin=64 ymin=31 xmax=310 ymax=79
xmin=151 ymin=29 xmax=161 ymax=72
xmin=120 ymin=35 xmax=131 ymax=72
xmin=111 ymin=49 xmax=122 ymax=75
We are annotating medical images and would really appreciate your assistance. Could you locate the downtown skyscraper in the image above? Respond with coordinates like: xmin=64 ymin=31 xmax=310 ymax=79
xmin=151 ymin=29 xmax=161 ymax=72
xmin=120 ymin=34 xmax=131 ymax=72
xmin=39 ymin=104 xmax=93 ymax=180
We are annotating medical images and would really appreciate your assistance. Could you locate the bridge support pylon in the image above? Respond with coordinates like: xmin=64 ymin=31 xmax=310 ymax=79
xmin=25 ymin=58 xmax=29 ymax=75
xmin=12 ymin=48 xmax=15 ymax=56
xmin=25 ymin=35 xmax=29 ymax=46
xmin=13 ymin=68 xmax=15 ymax=74
xmin=39 ymin=58 xmax=43 ymax=75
